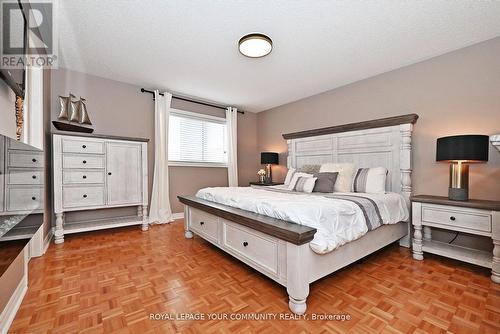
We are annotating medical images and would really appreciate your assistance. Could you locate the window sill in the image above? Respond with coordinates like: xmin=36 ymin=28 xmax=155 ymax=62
xmin=168 ymin=161 xmax=228 ymax=168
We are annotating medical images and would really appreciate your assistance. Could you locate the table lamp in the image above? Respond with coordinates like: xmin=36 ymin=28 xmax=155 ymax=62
xmin=436 ymin=135 xmax=489 ymax=201
xmin=261 ymin=152 xmax=279 ymax=183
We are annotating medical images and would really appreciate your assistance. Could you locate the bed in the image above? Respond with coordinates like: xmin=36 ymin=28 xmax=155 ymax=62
xmin=178 ymin=114 xmax=418 ymax=315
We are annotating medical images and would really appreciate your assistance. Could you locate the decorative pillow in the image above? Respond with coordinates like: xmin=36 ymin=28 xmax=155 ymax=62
xmin=319 ymin=163 xmax=355 ymax=192
xmin=284 ymin=168 xmax=296 ymax=186
xmin=293 ymin=176 xmax=317 ymax=193
xmin=288 ymin=172 xmax=313 ymax=190
xmin=312 ymin=172 xmax=338 ymax=193
xmin=353 ymin=167 xmax=388 ymax=194
xmin=297 ymin=164 xmax=321 ymax=174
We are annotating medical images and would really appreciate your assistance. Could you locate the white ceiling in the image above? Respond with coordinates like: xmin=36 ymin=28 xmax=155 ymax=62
xmin=58 ymin=0 xmax=500 ymax=112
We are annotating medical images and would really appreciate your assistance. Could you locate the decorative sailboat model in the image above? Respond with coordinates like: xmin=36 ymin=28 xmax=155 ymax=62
xmin=52 ymin=93 xmax=94 ymax=133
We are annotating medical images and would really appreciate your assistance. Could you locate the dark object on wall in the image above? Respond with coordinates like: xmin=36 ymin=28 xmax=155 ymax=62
xmin=0 ymin=1 xmax=27 ymax=98
xmin=436 ymin=135 xmax=489 ymax=201
xmin=261 ymin=152 xmax=279 ymax=183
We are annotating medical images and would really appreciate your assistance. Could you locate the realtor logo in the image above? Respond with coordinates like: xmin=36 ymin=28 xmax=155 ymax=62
xmin=1 ymin=0 xmax=58 ymax=68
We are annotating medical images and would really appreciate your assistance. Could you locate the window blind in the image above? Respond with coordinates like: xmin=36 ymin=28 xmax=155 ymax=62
xmin=168 ymin=112 xmax=227 ymax=166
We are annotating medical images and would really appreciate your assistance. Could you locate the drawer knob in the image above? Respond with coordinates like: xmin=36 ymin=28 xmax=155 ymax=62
xmin=83 ymin=194 xmax=88 ymax=198
xmin=108 ymin=172 xmax=112 ymax=176
xmin=82 ymin=145 xmax=86 ymax=149
xmin=243 ymin=241 xmax=248 ymax=247
xmin=82 ymin=175 xmax=87 ymax=179
xmin=32 ymin=158 xmax=37 ymax=162
xmin=32 ymin=175 xmax=36 ymax=179
xmin=83 ymin=160 xmax=87 ymax=164
xmin=450 ymin=216 xmax=456 ymax=221
xmin=200 ymin=221 xmax=204 ymax=225
xmin=31 ymin=196 xmax=36 ymax=201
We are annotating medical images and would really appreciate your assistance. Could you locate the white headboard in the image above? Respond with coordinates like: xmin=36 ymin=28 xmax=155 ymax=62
xmin=284 ymin=115 xmax=417 ymax=207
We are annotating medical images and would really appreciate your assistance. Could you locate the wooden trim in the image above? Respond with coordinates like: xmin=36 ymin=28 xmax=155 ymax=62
xmin=178 ymin=195 xmax=316 ymax=245
xmin=282 ymin=114 xmax=419 ymax=140
xmin=51 ymin=131 xmax=149 ymax=142
xmin=411 ymin=195 xmax=500 ymax=211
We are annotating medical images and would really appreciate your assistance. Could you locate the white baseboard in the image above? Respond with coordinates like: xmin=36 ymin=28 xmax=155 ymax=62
xmin=29 ymin=225 xmax=44 ymax=258
xmin=43 ymin=228 xmax=54 ymax=254
xmin=172 ymin=212 xmax=184 ymax=220
xmin=0 ymin=268 xmax=27 ymax=334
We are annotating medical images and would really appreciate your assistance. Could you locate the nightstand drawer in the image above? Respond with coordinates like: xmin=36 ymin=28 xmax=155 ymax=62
xmin=421 ymin=206 xmax=491 ymax=233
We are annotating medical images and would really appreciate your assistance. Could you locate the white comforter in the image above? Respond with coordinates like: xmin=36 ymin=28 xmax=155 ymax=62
xmin=196 ymin=187 xmax=409 ymax=254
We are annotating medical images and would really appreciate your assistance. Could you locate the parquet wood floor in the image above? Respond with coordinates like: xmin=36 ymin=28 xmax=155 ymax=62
xmin=8 ymin=220 xmax=500 ymax=334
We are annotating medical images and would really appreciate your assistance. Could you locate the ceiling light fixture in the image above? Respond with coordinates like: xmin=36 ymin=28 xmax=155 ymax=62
xmin=238 ymin=33 xmax=273 ymax=58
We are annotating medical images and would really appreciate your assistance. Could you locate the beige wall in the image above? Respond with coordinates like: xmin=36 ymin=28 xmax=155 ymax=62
xmin=257 ymin=37 xmax=500 ymax=201
xmin=50 ymin=69 xmax=259 ymax=218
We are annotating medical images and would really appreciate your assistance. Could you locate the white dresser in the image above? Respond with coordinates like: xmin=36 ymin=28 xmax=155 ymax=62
xmin=0 ymin=136 xmax=44 ymax=216
xmin=52 ymin=133 xmax=149 ymax=243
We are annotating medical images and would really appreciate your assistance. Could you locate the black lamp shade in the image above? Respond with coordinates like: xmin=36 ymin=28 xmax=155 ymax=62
xmin=436 ymin=135 xmax=489 ymax=162
xmin=261 ymin=152 xmax=279 ymax=165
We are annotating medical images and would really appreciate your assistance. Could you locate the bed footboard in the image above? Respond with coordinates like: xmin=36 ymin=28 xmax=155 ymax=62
xmin=180 ymin=196 xmax=407 ymax=315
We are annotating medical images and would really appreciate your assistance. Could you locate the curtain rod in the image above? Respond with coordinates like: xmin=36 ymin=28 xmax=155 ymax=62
xmin=140 ymin=88 xmax=244 ymax=114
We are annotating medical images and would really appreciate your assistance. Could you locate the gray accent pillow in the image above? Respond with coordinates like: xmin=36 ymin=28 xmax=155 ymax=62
xmin=312 ymin=172 xmax=339 ymax=193
xmin=298 ymin=164 xmax=321 ymax=174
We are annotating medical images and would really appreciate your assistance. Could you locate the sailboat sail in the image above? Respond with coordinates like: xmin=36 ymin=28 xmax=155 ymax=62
xmin=57 ymin=96 xmax=69 ymax=120
xmin=79 ymin=98 xmax=92 ymax=125
xmin=57 ymin=93 xmax=75 ymax=120
xmin=69 ymin=97 xmax=80 ymax=122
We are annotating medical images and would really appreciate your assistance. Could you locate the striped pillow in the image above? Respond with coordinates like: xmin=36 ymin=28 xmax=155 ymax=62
xmin=353 ymin=167 xmax=388 ymax=194
xmin=293 ymin=176 xmax=317 ymax=193
xmin=288 ymin=172 xmax=313 ymax=190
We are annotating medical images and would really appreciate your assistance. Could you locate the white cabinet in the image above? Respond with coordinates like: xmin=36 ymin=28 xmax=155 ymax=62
xmin=106 ymin=142 xmax=142 ymax=206
xmin=0 ymin=136 xmax=44 ymax=216
xmin=53 ymin=134 xmax=149 ymax=243
xmin=411 ymin=195 xmax=500 ymax=284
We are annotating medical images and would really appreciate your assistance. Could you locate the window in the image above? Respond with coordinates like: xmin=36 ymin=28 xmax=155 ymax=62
xmin=168 ymin=110 xmax=227 ymax=167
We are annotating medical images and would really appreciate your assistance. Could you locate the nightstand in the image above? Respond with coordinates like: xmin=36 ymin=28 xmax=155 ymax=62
xmin=249 ymin=182 xmax=283 ymax=187
xmin=411 ymin=195 xmax=500 ymax=283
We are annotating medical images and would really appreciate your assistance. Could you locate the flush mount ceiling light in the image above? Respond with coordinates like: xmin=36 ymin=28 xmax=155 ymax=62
xmin=238 ymin=33 xmax=273 ymax=58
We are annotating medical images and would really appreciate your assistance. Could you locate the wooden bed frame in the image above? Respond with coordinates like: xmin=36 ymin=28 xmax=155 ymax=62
xmin=179 ymin=114 xmax=418 ymax=314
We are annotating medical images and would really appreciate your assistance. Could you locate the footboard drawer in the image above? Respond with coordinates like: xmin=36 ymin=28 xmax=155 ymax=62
xmin=222 ymin=221 xmax=279 ymax=276
xmin=189 ymin=208 xmax=219 ymax=244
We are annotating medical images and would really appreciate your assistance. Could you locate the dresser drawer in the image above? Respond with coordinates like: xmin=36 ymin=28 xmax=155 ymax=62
xmin=8 ymin=151 xmax=44 ymax=168
xmin=63 ymin=186 xmax=105 ymax=209
xmin=421 ymin=205 xmax=491 ymax=233
xmin=6 ymin=187 xmax=44 ymax=212
xmin=63 ymin=154 xmax=105 ymax=169
xmin=222 ymin=222 xmax=279 ymax=275
xmin=189 ymin=208 xmax=219 ymax=243
xmin=62 ymin=138 xmax=104 ymax=154
xmin=63 ymin=170 xmax=105 ymax=184
xmin=7 ymin=169 xmax=44 ymax=185
xmin=7 ymin=138 xmax=36 ymax=151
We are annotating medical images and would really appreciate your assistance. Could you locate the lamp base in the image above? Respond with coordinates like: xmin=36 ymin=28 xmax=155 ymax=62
xmin=448 ymin=187 xmax=468 ymax=201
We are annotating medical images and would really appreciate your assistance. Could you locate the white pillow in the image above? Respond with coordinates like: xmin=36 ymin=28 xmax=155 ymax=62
xmin=353 ymin=167 xmax=387 ymax=194
xmin=288 ymin=172 xmax=313 ymax=190
xmin=319 ymin=163 xmax=354 ymax=192
xmin=293 ymin=176 xmax=317 ymax=193
xmin=284 ymin=168 xmax=296 ymax=186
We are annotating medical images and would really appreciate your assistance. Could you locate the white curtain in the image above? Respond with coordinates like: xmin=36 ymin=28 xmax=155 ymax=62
xmin=149 ymin=90 xmax=174 ymax=224
xmin=226 ymin=107 xmax=238 ymax=187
